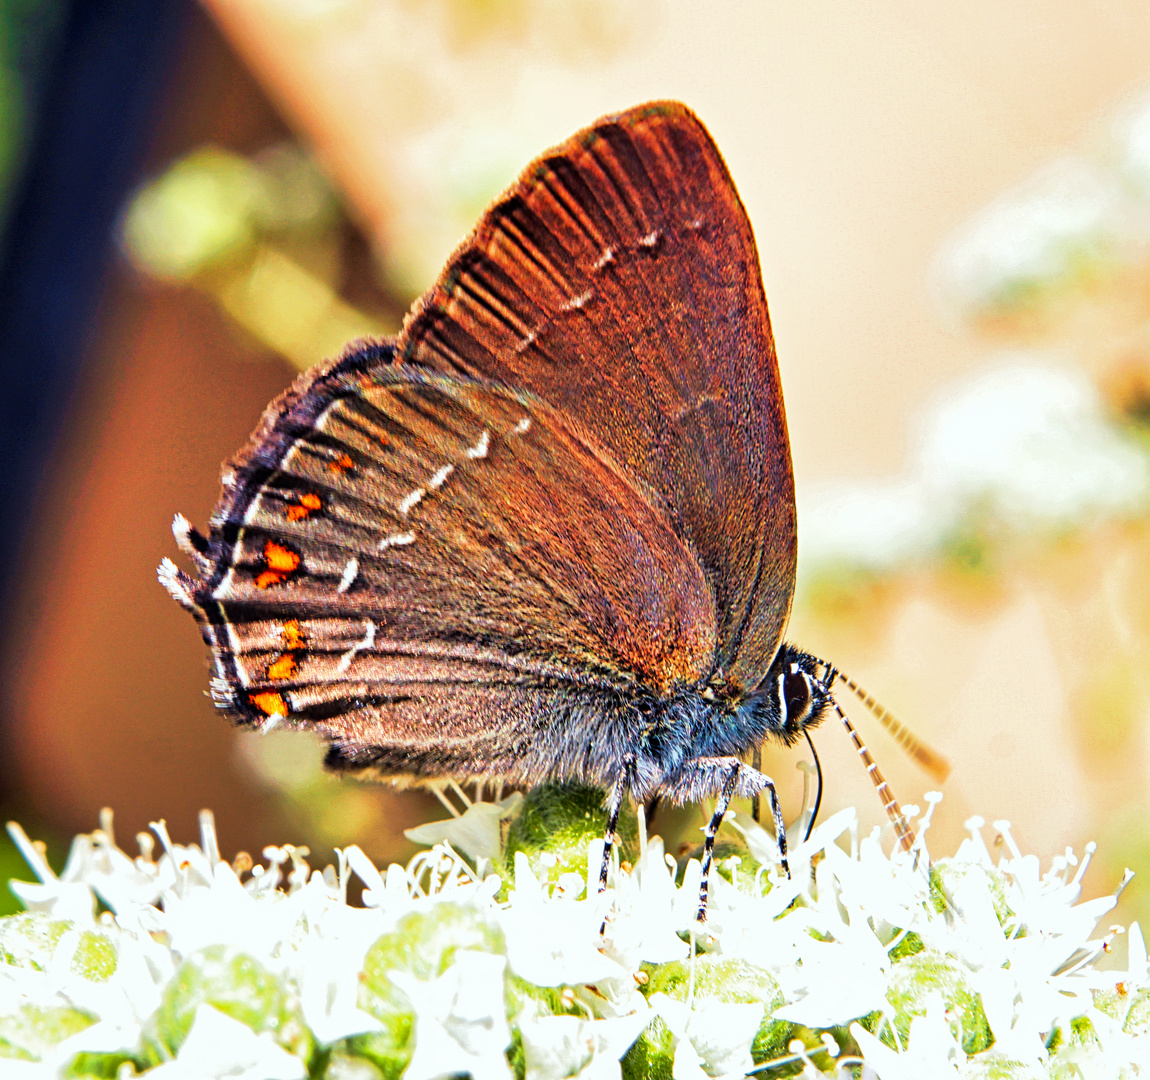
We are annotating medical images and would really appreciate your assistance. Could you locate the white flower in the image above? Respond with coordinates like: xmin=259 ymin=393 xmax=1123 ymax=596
xmin=931 ymin=156 xmax=1122 ymax=319
xmin=287 ymin=881 xmax=386 ymax=1044
xmin=850 ymin=996 xmax=963 ymax=1080
xmin=144 ymin=1003 xmax=306 ymax=1079
xmin=651 ymin=992 xmax=763 ymax=1079
xmin=390 ymin=950 xmax=513 ymax=1080
xmin=798 ymin=361 xmax=1150 ymax=575
xmin=601 ymin=834 xmax=690 ymax=967
xmin=518 ymin=1012 xmax=651 ymax=1080
xmin=500 ymin=852 xmax=626 ymax=988
xmin=405 ymin=792 xmax=524 ymax=867
xmin=2 ymin=791 xmax=1148 ymax=1078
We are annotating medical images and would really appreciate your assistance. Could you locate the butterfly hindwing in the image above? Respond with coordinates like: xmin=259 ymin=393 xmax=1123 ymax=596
xmin=164 ymin=349 xmax=717 ymax=783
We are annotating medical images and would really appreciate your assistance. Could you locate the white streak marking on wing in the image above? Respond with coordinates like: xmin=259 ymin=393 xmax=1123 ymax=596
xmin=379 ymin=531 xmax=416 ymax=550
xmin=337 ymin=620 xmax=376 ymax=675
xmin=429 ymin=464 xmax=454 ymax=489
xmin=561 ymin=289 xmax=593 ymax=312
xmin=467 ymin=431 xmax=490 ymax=459
xmin=398 ymin=488 xmax=425 ymax=514
xmin=337 ymin=557 xmax=359 ymax=594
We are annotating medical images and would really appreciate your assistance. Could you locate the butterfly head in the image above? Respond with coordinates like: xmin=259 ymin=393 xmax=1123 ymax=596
xmin=748 ymin=644 xmax=836 ymax=748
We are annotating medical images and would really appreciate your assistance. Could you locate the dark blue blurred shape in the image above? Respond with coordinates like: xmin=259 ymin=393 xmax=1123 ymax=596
xmin=0 ymin=0 xmax=188 ymax=623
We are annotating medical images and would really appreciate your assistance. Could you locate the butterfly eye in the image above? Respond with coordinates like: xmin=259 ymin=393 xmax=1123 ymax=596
xmin=782 ymin=668 xmax=811 ymax=725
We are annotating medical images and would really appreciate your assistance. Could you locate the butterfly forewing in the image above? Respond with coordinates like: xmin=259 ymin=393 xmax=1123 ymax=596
xmin=397 ymin=101 xmax=795 ymax=697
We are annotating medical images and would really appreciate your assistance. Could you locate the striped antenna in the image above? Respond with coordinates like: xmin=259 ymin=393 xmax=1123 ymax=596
xmin=834 ymin=670 xmax=950 ymax=784
xmin=821 ymin=667 xmax=916 ymax=854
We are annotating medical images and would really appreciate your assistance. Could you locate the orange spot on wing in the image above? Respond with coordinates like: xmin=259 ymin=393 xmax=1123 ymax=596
xmin=255 ymin=540 xmax=301 ymax=589
xmin=328 ymin=452 xmax=354 ymax=474
xmin=281 ymin=619 xmax=306 ymax=649
xmin=264 ymin=540 xmax=300 ymax=573
xmin=266 ymin=653 xmax=299 ymax=680
xmin=286 ymin=492 xmax=323 ymax=521
xmin=250 ymin=691 xmax=288 ymax=717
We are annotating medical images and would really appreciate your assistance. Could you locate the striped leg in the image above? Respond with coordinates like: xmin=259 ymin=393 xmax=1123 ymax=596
xmin=597 ymin=762 xmax=635 ymax=936
xmin=599 ymin=761 xmax=632 ymax=894
xmin=695 ymin=763 xmax=791 ymax=922
xmin=656 ymin=755 xmax=794 ymax=921
xmin=751 ymin=746 xmax=762 ymax=823
xmin=697 ymin=764 xmax=741 ymax=921
xmin=760 ymin=772 xmax=790 ymax=882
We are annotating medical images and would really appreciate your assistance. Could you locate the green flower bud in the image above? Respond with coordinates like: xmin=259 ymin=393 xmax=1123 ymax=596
xmin=963 ymin=1051 xmax=1046 ymax=1080
xmin=144 ymin=944 xmax=309 ymax=1064
xmin=0 ymin=1002 xmax=95 ymax=1062
xmin=346 ymin=902 xmax=506 ymax=1079
xmin=623 ymin=955 xmax=789 ymax=1080
xmin=70 ymin=930 xmax=116 ymax=983
xmin=885 ymin=947 xmax=992 ymax=1054
xmin=504 ymin=783 xmax=636 ymax=890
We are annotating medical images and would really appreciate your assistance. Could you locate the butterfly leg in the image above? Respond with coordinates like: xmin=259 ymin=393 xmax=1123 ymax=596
xmin=660 ymin=756 xmax=791 ymax=921
xmin=694 ymin=764 xmax=790 ymax=921
xmin=599 ymin=757 xmax=634 ymax=894
xmin=759 ymin=770 xmax=790 ymax=881
xmin=697 ymin=762 xmax=740 ymax=921
xmin=750 ymin=746 xmax=762 ymax=823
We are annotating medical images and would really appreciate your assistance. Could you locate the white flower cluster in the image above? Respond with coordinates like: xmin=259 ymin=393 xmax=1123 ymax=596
xmin=798 ymin=85 xmax=1150 ymax=584
xmin=798 ymin=361 xmax=1150 ymax=576
xmin=930 ymin=87 xmax=1150 ymax=327
xmin=0 ymin=790 xmax=1146 ymax=1079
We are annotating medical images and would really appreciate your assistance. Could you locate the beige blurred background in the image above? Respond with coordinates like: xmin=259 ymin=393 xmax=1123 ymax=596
xmin=4 ymin=0 xmax=1150 ymax=928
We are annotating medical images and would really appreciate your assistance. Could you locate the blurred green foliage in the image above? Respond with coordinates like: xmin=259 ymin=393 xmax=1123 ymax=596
xmin=0 ymin=834 xmax=29 ymax=917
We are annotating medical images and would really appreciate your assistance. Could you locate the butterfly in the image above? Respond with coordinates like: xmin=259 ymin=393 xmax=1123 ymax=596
xmin=160 ymin=101 xmax=946 ymax=920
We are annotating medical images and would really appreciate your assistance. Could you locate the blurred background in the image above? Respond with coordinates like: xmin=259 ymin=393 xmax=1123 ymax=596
xmin=2 ymin=0 xmax=1150 ymax=932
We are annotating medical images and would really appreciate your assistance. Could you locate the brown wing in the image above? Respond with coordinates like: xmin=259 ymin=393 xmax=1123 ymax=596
xmin=162 ymin=347 xmax=716 ymax=782
xmin=395 ymin=101 xmax=795 ymax=697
